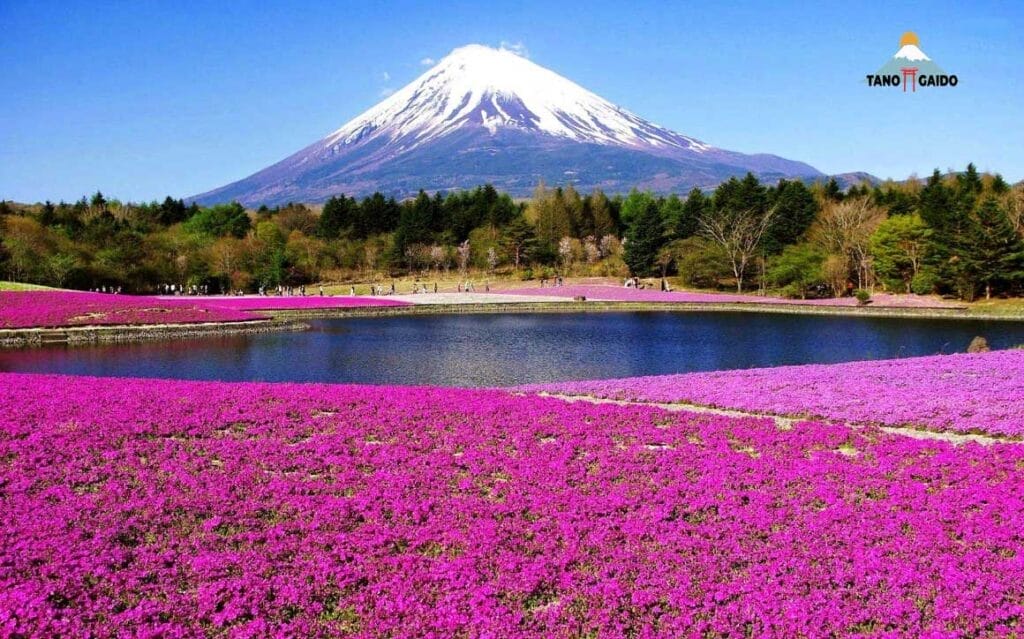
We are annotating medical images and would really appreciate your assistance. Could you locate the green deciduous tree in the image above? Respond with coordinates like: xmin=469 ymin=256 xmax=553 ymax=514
xmin=766 ymin=243 xmax=825 ymax=299
xmin=527 ymin=182 xmax=572 ymax=257
xmin=673 ymin=237 xmax=730 ymax=288
xmin=619 ymin=189 xmax=655 ymax=230
xmin=185 ymin=202 xmax=251 ymax=238
xmin=869 ymin=214 xmax=932 ymax=293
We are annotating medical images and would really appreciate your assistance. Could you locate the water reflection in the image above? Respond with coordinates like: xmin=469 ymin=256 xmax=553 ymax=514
xmin=1 ymin=312 xmax=1021 ymax=386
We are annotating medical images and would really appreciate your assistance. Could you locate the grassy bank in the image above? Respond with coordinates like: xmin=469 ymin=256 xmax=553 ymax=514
xmin=0 ymin=281 xmax=58 ymax=291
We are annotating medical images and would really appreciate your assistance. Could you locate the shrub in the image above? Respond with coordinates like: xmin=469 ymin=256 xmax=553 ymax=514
xmin=910 ymin=270 xmax=940 ymax=296
xmin=675 ymin=237 xmax=730 ymax=289
xmin=766 ymin=243 xmax=825 ymax=299
xmin=854 ymin=289 xmax=872 ymax=305
xmin=779 ymin=283 xmax=805 ymax=299
xmin=967 ymin=336 xmax=990 ymax=353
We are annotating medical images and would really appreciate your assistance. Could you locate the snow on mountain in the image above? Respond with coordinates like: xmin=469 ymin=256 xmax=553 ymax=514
xmin=875 ymin=41 xmax=946 ymax=80
xmin=893 ymin=44 xmax=931 ymax=62
xmin=191 ymin=44 xmax=823 ymax=206
xmin=322 ymin=44 xmax=712 ymax=154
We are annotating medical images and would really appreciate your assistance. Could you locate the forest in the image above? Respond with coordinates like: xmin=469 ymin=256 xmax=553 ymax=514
xmin=1 ymin=164 xmax=1022 ymax=301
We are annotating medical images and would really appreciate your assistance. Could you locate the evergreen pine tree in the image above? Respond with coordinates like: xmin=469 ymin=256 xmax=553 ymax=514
xmin=623 ymin=200 xmax=665 ymax=276
xmin=659 ymin=194 xmax=684 ymax=239
xmin=675 ymin=188 xmax=707 ymax=240
xmin=764 ymin=179 xmax=817 ymax=253
xmin=391 ymin=190 xmax=435 ymax=261
xmin=962 ymin=197 xmax=1024 ymax=299
xmin=823 ymin=177 xmax=844 ymax=202
xmin=318 ymin=195 xmax=354 ymax=239
xmin=501 ymin=216 xmax=536 ymax=271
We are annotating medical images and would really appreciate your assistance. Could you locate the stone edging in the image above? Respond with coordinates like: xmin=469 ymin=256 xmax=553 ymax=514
xmin=0 ymin=319 xmax=304 ymax=349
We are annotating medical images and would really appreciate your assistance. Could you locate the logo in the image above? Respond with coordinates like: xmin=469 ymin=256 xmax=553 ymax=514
xmin=866 ymin=32 xmax=957 ymax=92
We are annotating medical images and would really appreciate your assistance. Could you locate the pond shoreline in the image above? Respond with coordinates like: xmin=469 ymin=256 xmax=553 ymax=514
xmin=0 ymin=318 xmax=304 ymax=349
xmin=1 ymin=299 xmax=1021 ymax=349
xmin=265 ymin=299 xmax=1020 ymax=322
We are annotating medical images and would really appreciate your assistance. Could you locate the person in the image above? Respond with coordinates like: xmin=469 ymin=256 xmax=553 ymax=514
xmin=434 ymin=282 xmax=438 ymax=293
xmin=661 ymin=278 xmax=667 ymax=292
xmin=390 ymin=282 xmax=396 ymax=295
xmin=350 ymin=286 xmax=355 ymax=296
xmin=319 ymin=285 xmax=324 ymax=296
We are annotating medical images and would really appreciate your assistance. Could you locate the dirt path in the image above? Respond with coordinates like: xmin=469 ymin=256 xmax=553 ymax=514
xmin=535 ymin=392 xmax=1009 ymax=446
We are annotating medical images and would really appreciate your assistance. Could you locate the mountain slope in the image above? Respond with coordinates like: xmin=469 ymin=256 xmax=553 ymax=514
xmin=192 ymin=45 xmax=824 ymax=206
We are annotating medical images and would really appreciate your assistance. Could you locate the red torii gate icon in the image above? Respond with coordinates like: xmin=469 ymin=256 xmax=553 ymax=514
xmin=901 ymin=67 xmax=918 ymax=93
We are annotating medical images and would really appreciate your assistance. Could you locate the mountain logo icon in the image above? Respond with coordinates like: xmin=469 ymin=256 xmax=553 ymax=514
xmin=866 ymin=32 xmax=958 ymax=92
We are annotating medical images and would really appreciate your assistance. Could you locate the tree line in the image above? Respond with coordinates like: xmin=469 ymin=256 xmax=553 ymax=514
xmin=1 ymin=164 xmax=1021 ymax=300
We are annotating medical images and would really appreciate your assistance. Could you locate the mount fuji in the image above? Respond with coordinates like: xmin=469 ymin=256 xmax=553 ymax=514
xmin=874 ymin=40 xmax=947 ymax=78
xmin=192 ymin=44 xmax=823 ymax=206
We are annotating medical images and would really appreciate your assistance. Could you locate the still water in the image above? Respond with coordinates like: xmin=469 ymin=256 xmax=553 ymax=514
xmin=2 ymin=312 xmax=1023 ymax=386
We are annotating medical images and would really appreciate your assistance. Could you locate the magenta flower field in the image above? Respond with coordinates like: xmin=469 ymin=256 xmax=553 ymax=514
xmin=0 ymin=291 xmax=260 ymax=329
xmin=0 ymin=292 xmax=412 ymax=330
xmin=181 ymin=295 xmax=413 ymax=311
xmin=3 ymin=372 xmax=1024 ymax=637
xmin=524 ymin=350 xmax=1024 ymax=438
xmin=491 ymin=285 xmax=963 ymax=308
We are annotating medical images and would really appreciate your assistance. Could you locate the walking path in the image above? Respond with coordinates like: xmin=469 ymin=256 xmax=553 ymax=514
xmin=390 ymin=292 xmax=574 ymax=305
xmin=535 ymin=392 xmax=1008 ymax=446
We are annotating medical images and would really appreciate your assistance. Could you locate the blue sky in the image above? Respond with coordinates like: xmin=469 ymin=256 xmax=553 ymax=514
xmin=1 ymin=0 xmax=1021 ymax=203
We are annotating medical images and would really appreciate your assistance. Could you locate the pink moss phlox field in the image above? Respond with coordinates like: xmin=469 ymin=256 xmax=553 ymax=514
xmin=524 ymin=350 xmax=1024 ymax=437
xmin=183 ymin=296 xmax=413 ymax=311
xmin=0 ymin=291 xmax=261 ymax=329
xmin=0 ymin=292 xmax=412 ymax=330
xmin=5 ymin=373 xmax=1024 ymax=636
xmin=491 ymin=285 xmax=962 ymax=308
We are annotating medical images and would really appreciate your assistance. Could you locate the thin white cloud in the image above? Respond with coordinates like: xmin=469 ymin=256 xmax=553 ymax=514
xmin=420 ymin=57 xmax=435 ymax=66
xmin=376 ymin=71 xmax=394 ymax=98
xmin=499 ymin=40 xmax=529 ymax=58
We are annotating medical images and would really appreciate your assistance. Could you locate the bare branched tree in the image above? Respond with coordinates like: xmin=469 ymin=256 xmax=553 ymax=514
xmin=456 ymin=240 xmax=471 ymax=275
xmin=1003 ymin=186 xmax=1024 ymax=238
xmin=698 ymin=206 xmax=776 ymax=292
xmin=811 ymin=197 xmax=886 ymax=291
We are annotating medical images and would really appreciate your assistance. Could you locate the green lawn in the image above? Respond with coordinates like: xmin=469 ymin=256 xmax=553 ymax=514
xmin=0 ymin=281 xmax=59 ymax=291
xmin=964 ymin=297 xmax=1024 ymax=318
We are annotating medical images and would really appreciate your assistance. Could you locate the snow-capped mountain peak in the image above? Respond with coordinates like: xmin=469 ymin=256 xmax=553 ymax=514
xmin=190 ymin=43 xmax=824 ymax=206
xmin=323 ymin=44 xmax=712 ymax=154
xmin=893 ymin=43 xmax=931 ymax=62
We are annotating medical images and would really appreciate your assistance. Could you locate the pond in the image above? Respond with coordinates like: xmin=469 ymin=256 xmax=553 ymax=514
xmin=2 ymin=311 xmax=1023 ymax=386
